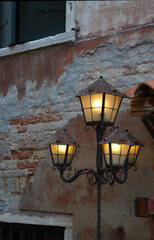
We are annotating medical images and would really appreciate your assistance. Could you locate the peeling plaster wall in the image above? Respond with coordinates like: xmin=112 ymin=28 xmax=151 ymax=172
xmin=74 ymin=1 xmax=154 ymax=39
xmin=0 ymin=1 xmax=154 ymax=240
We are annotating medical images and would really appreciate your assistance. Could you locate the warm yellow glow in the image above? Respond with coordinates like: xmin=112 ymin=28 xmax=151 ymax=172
xmin=58 ymin=145 xmax=67 ymax=154
xmin=93 ymin=100 xmax=102 ymax=108
xmin=112 ymin=143 xmax=121 ymax=154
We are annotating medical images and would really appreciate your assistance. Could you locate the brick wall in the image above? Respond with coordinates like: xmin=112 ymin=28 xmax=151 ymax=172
xmin=0 ymin=3 xmax=154 ymax=238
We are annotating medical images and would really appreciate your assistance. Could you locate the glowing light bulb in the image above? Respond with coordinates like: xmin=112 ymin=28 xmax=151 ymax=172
xmin=93 ymin=100 xmax=102 ymax=108
xmin=58 ymin=145 xmax=66 ymax=154
xmin=112 ymin=143 xmax=121 ymax=154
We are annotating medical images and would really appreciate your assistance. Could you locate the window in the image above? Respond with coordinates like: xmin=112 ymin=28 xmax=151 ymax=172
xmin=0 ymin=222 xmax=65 ymax=240
xmin=0 ymin=1 xmax=66 ymax=48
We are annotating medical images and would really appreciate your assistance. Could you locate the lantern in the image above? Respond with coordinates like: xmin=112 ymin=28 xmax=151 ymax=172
xmin=49 ymin=129 xmax=78 ymax=168
xmin=76 ymin=76 xmax=125 ymax=126
xmin=100 ymin=127 xmax=143 ymax=168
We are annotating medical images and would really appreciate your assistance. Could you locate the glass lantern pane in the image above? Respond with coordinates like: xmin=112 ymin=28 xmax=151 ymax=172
xmin=92 ymin=108 xmax=102 ymax=121
xmin=80 ymin=95 xmax=91 ymax=108
xmin=84 ymin=109 xmax=92 ymax=122
xmin=50 ymin=145 xmax=58 ymax=154
xmin=121 ymin=144 xmax=129 ymax=155
xmin=114 ymin=96 xmax=122 ymax=109
xmin=128 ymin=154 xmax=135 ymax=164
xmin=91 ymin=94 xmax=103 ymax=108
xmin=58 ymin=145 xmax=67 ymax=155
xmin=111 ymin=143 xmax=121 ymax=155
xmin=112 ymin=155 xmax=120 ymax=165
xmin=91 ymin=94 xmax=103 ymax=122
xmin=103 ymin=108 xmax=112 ymax=122
xmin=68 ymin=145 xmax=75 ymax=155
xmin=135 ymin=145 xmax=140 ymax=154
xmin=104 ymin=154 xmax=110 ymax=165
xmin=129 ymin=146 xmax=136 ymax=155
xmin=119 ymin=155 xmax=126 ymax=166
xmin=111 ymin=143 xmax=121 ymax=165
xmin=110 ymin=109 xmax=117 ymax=123
xmin=52 ymin=154 xmax=58 ymax=164
xmin=128 ymin=145 xmax=140 ymax=165
xmin=105 ymin=94 xmax=115 ymax=109
xmin=102 ymin=143 xmax=109 ymax=154
xmin=58 ymin=154 xmax=66 ymax=164
xmin=66 ymin=155 xmax=73 ymax=165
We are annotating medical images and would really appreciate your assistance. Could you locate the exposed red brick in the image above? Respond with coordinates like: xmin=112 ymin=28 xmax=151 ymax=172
xmin=10 ymin=119 xmax=20 ymax=125
xmin=17 ymin=160 xmax=39 ymax=169
xmin=20 ymin=116 xmax=41 ymax=125
xmin=17 ymin=126 xmax=27 ymax=133
xmin=11 ymin=150 xmax=33 ymax=160
xmin=27 ymin=116 xmax=41 ymax=124
xmin=3 ymin=156 xmax=11 ymax=160
xmin=40 ymin=113 xmax=62 ymax=122
xmin=27 ymin=169 xmax=35 ymax=175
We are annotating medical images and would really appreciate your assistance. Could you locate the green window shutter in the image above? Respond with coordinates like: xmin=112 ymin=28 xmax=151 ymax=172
xmin=18 ymin=1 xmax=66 ymax=44
xmin=0 ymin=1 xmax=16 ymax=48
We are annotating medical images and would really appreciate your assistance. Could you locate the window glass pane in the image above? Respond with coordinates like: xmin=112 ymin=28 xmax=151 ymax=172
xmin=0 ymin=1 xmax=16 ymax=48
xmin=35 ymin=229 xmax=44 ymax=240
xmin=2 ymin=226 xmax=10 ymax=240
xmin=12 ymin=226 xmax=20 ymax=240
xmin=23 ymin=227 xmax=33 ymax=240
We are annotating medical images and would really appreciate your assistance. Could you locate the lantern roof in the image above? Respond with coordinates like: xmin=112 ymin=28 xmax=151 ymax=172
xmin=49 ymin=129 xmax=78 ymax=146
xmin=76 ymin=76 xmax=125 ymax=98
xmin=99 ymin=126 xmax=144 ymax=146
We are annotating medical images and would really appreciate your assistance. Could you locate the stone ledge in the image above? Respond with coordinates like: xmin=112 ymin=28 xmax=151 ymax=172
xmin=0 ymin=31 xmax=75 ymax=58
xmin=0 ymin=212 xmax=73 ymax=228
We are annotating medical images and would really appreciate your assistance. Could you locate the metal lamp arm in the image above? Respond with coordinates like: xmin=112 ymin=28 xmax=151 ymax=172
xmin=59 ymin=168 xmax=97 ymax=184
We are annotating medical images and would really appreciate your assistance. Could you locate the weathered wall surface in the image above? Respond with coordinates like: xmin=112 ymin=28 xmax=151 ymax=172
xmin=74 ymin=1 xmax=154 ymax=40
xmin=0 ymin=1 xmax=154 ymax=240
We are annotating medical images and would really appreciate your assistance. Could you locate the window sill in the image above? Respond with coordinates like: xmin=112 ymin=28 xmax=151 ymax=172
xmin=0 ymin=31 xmax=75 ymax=58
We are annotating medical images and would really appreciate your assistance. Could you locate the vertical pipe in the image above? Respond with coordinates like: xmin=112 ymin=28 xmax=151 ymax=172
xmin=97 ymin=179 xmax=101 ymax=240
xmin=96 ymin=124 xmax=104 ymax=240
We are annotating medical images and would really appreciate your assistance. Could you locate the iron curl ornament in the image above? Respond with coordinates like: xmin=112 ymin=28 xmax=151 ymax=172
xmin=49 ymin=76 xmax=143 ymax=240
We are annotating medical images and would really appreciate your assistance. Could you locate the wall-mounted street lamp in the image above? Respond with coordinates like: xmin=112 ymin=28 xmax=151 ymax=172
xmin=49 ymin=76 xmax=143 ymax=240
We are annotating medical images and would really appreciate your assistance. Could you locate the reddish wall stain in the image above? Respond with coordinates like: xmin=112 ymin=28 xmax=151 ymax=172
xmin=77 ymin=226 xmax=97 ymax=240
xmin=0 ymin=25 xmax=153 ymax=100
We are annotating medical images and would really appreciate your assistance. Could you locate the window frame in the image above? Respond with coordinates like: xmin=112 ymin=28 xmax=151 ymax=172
xmin=0 ymin=212 xmax=73 ymax=240
xmin=0 ymin=1 xmax=75 ymax=58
